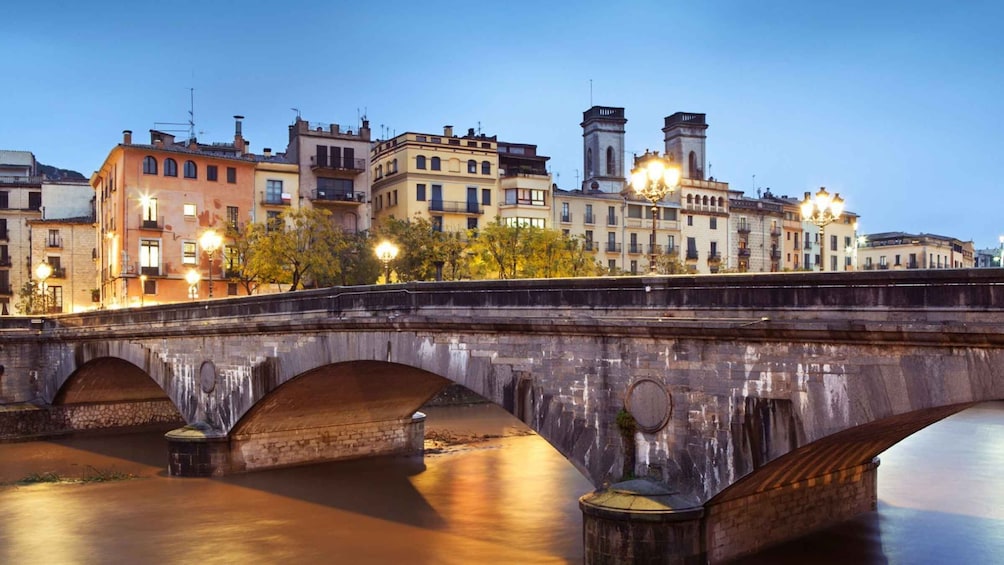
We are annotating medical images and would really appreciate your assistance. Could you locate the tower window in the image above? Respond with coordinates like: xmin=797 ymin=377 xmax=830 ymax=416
xmin=606 ymin=146 xmax=615 ymax=175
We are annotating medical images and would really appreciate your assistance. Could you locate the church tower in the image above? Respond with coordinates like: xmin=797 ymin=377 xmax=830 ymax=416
xmin=581 ymin=106 xmax=626 ymax=193
xmin=662 ymin=112 xmax=708 ymax=180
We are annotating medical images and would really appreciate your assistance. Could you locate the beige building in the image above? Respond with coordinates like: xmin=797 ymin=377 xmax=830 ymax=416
xmin=728 ymin=194 xmax=784 ymax=272
xmin=28 ymin=216 xmax=98 ymax=313
xmin=285 ymin=117 xmax=371 ymax=233
xmin=252 ymin=154 xmax=300 ymax=228
xmin=497 ymin=142 xmax=552 ymax=229
xmin=801 ymin=211 xmax=859 ymax=272
xmin=371 ymin=126 xmax=498 ymax=232
xmin=858 ymin=232 xmax=974 ymax=270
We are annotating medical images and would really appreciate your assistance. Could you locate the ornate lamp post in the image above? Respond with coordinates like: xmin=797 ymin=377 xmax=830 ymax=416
xmin=800 ymin=187 xmax=844 ymax=272
xmin=631 ymin=151 xmax=681 ymax=274
xmin=375 ymin=240 xmax=399 ymax=284
xmin=185 ymin=269 xmax=201 ymax=301
xmin=199 ymin=228 xmax=223 ymax=298
xmin=139 ymin=274 xmax=147 ymax=306
xmin=34 ymin=261 xmax=52 ymax=314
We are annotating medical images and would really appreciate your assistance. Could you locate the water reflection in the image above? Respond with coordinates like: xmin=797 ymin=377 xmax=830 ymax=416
xmin=2 ymin=402 xmax=1003 ymax=564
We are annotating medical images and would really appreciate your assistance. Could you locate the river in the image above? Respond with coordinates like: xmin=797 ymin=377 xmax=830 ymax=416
xmin=1 ymin=402 xmax=1003 ymax=564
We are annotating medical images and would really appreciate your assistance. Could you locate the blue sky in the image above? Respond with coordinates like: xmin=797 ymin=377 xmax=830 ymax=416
xmin=4 ymin=1 xmax=1002 ymax=247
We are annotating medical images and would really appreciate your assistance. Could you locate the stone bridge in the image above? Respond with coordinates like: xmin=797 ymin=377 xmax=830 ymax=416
xmin=2 ymin=270 xmax=1003 ymax=563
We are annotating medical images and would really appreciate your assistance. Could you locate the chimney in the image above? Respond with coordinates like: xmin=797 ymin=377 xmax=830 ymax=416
xmin=360 ymin=119 xmax=371 ymax=141
xmin=234 ymin=115 xmax=246 ymax=155
xmin=444 ymin=125 xmax=454 ymax=137
xmin=263 ymin=147 xmax=272 ymax=158
xmin=467 ymin=127 xmax=475 ymax=137
xmin=122 ymin=130 xmax=132 ymax=145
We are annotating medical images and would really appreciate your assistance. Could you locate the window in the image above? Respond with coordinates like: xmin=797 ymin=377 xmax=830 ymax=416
xmin=687 ymin=215 xmax=693 ymax=226
xmin=830 ymin=235 xmax=837 ymax=251
xmin=184 ymin=160 xmax=197 ymax=179
xmin=0 ymin=192 xmax=7 ymax=209
xmin=140 ymin=239 xmax=160 ymax=274
xmin=142 ymin=197 xmax=158 ymax=227
xmin=143 ymin=156 xmax=158 ymax=175
xmin=482 ymin=189 xmax=491 ymax=206
xmin=182 ymin=241 xmax=197 ymax=264
xmin=207 ymin=165 xmax=218 ymax=181
xmin=265 ymin=180 xmax=283 ymax=204
xmin=608 ymin=259 xmax=616 ymax=271
xmin=431 ymin=157 xmax=441 ymax=171
xmin=561 ymin=202 xmax=570 ymax=222
xmin=710 ymin=217 xmax=717 ymax=229
xmin=416 ymin=184 xmax=426 ymax=201
xmin=585 ymin=204 xmax=594 ymax=224
xmin=224 ymin=245 xmax=238 ymax=276
xmin=164 ymin=158 xmax=178 ymax=177
xmin=183 ymin=203 xmax=196 ymax=217
xmin=468 ymin=160 xmax=477 ymax=173
xmin=503 ymin=217 xmax=546 ymax=228
xmin=266 ymin=211 xmax=281 ymax=231
xmin=28 ymin=192 xmax=41 ymax=210
xmin=226 ymin=167 xmax=237 ymax=183
xmin=416 ymin=155 xmax=426 ymax=169
xmin=505 ymin=189 xmax=545 ymax=206
xmin=143 ymin=279 xmax=156 ymax=295
xmin=227 ymin=206 xmax=239 ymax=230
xmin=481 ymin=161 xmax=491 ymax=175
xmin=606 ymin=146 xmax=615 ymax=175
xmin=47 ymin=229 xmax=60 ymax=248
xmin=467 ymin=217 xmax=478 ymax=230
xmin=431 ymin=216 xmax=443 ymax=232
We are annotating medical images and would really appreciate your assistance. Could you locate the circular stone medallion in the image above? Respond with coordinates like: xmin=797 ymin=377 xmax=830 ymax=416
xmin=626 ymin=378 xmax=672 ymax=433
xmin=199 ymin=361 xmax=217 ymax=394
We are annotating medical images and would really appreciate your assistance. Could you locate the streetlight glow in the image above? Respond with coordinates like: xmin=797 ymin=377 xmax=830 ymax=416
xmin=800 ymin=186 xmax=845 ymax=272
xmin=199 ymin=228 xmax=223 ymax=298
xmin=185 ymin=269 xmax=201 ymax=300
xmin=631 ymin=150 xmax=681 ymax=274
xmin=35 ymin=261 xmax=52 ymax=314
xmin=375 ymin=240 xmax=399 ymax=284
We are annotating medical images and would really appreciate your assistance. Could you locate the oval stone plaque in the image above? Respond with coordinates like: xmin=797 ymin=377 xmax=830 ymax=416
xmin=199 ymin=360 xmax=217 ymax=394
xmin=626 ymin=378 xmax=672 ymax=433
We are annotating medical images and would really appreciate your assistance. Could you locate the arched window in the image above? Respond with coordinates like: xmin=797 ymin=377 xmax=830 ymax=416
xmin=416 ymin=155 xmax=426 ymax=169
xmin=142 ymin=156 xmax=157 ymax=175
xmin=392 ymin=159 xmax=398 ymax=173
xmin=702 ymin=195 xmax=709 ymax=206
xmin=468 ymin=159 xmax=477 ymax=173
xmin=717 ymin=197 xmax=724 ymax=208
xmin=586 ymin=148 xmax=593 ymax=176
xmin=164 ymin=158 xmax=178 ymax=177
xmin=431 ymin=157 xmax=441 ymax=171
xmin=688 ymin=151 xmax=698 ymax=179
xmin=481 ymin=161 xmax=491 ymax=175
xmin=606 ymin=146 xmax=615 ymax=176
xmin=686 ymin=194 xmax=693 ymax=205
xmin=184 ymin=160 xmax=197 ymax=179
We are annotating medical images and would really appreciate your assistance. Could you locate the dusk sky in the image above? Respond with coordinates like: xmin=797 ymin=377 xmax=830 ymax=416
xmin=4 ymin=1 xmax=1002 ymax=247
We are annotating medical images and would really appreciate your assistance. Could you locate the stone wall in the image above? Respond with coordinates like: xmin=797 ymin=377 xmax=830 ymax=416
xmin=229 ymin=414 xmax=425 ymax=473
xmin=0 ymin=399 xmax=183 ymax=440
xmin=703 ymin=458 xmax=879 ymax=563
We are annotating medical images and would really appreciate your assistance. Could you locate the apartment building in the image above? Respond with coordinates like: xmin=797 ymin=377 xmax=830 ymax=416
xmin=370 ymin=126 xmax=497 ymax=232
xmin=284 ymin=117 xmax=371 ymax=233
xmin=252 ymin=151 xmax=300 ymax=228
xmin=497 ymin=142 xmax=552 ymax=228
xmin=728 ymin=194 xmax=784 ymax=272
xmin=858 ymin=232 xmax=974 ymax=270
xmin=27 ymin=215 xmax=97 ymax=313
xmin=91 ymin=120 xmax=257 ymax=307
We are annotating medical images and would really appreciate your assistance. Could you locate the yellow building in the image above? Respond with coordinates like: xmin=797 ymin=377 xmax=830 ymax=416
xmin=371 ymin=126 xmax=497 ymax=232
xmin=252 ymin=154 xmax=300 ymax=228
xmin=28 ymin=216 xmax=98 ymax=313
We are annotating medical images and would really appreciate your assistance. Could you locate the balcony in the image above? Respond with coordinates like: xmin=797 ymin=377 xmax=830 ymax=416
xmin=50 ymin=267 xmax=67 ymax=279
xmin=605 ymin=242 xmax=621 ymax=253
xmin=311 ymin=189 xmax=365 ymax=205
xmin=0 ymin=256 xmax=10 ymax=267
xmin=0 ymin=176 xmax=42 ymax=187
xmin=737 ymin=223 xmax=751 ymax=234
xmin=584 ymin=213 xmax=595 ymax=225
xmin=686 ymin=249 xmax=699 ymax=261
xmin=0 ymin=229 xmax=7 ymax=241
xmin=139 ymin=215 xmax=165 ymax=230
xmin=770 ymin=226 xmax=782 ymax=237
xmin=309 ymin=155 xmax=366 ymax=175
xmin=607 ymin=216 xmax=618 ymax=227
xmin=560 ymin=213 xmax=572 ymax=223
xmin=738 ymin=248 xmax=751 ymax=257
xmin=628 ymin=243 xmax=642 ymax=254
xmin=770 ymin=249 xmax=782 ymax=260
xmin=140 ymin=266 xmax=160 ymax=276
xmin=262 ymin=193 xmax=293 ymax=206
xmin=804 ymin=242 xmax=813 ymax=250
xmin=47 ymin=238 xmax=63 ymax=249
xmin=428 ymin=200 xmax=484 ymax=215
xmin=0 ymin=284 xmax=12 ymax=295
xmin=707 ymin=252 xmax=722 ymax=264
xmin=584 ymin=241 xmax=596 ymax=251
xmin=647 ymin=244 xmax=663 ymax=255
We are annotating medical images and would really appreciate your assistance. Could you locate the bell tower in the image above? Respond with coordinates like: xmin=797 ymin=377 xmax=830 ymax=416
xmin=662 ymin=112 xmax=708 ymax=180
xmin=581 ymin=106 xmax=626 ymax=193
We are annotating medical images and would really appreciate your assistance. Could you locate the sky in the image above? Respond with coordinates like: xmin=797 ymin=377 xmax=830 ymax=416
xmin=3 ymin=1 xmax=1002 ymax=248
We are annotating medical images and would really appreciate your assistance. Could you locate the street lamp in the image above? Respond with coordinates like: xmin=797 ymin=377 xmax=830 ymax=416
xmin=199 ymin=228 xmax=223 ymax=298
xmin=800 ymin=187 xmax=845 ymax=272
xmin=139 ymin=274 xmax=147 ymax=306
xmin=375 ymin=240 xmax=399 ymax=284
xmin=631 ymin=150 xmax=681 ymax=274
xmin=997 ymin=235 xmax=1004 ymax=268
xmin=185 ymin=269 xmax=201 ymax=301
xmin=34 ymin=261 xmax=52 ymax=314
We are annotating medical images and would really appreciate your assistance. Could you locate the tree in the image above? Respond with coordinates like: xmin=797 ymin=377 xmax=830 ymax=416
xmin=651 ymin=252 xmax=687 ymax=275
xmin=468 ymin=221 xmax=601 ymax=279
xmin=226 ymin=222 xmax=271 ymax=295
xmin=14 ymin=281 xmax=54 ymax=314
xmin=335 ymin=231 xmax=384 ymax=286
xmin=250 ymin=208 xmax=350 ymax=291
xmin=373 ymin=216 xmax=471 ymax=282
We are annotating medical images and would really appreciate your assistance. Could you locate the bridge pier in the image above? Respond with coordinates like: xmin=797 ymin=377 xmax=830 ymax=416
xmin=166 ymin=412 xmax=427 ymax=477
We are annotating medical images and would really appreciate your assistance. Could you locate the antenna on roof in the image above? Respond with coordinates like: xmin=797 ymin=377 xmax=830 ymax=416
xmin=154 ymin=87 xmax=197 ymax=141
xmin=589 ymin=79 xmax=593 ymax=106
xmin=291 ymin=108 xmax=301 ymax=120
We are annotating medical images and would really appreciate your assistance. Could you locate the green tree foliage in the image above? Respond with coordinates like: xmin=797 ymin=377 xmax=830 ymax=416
xmin=468 ymin=221 xmax=601 ymax=279
xmin=650 ymin=251 xmax=688 ymax=275
xmin=246 ymin=208 xmax=350 ymax=291
xmin=226 ymin=222 xmax=270 ymax=295
xmin=14 ymin=281 xmax=54 ymax=314
xmin=374 ymin=216 xmax=471 ymax=282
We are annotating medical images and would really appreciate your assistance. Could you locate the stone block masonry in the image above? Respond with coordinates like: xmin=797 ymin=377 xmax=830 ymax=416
xmin=0 ymin=399 xmax=183 ymax=440
xmin=703 ymin=458 xmax=879 ymax=563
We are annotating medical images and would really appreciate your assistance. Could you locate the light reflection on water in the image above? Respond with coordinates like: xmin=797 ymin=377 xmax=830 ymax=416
xmin=1 ymin=402 xmax=1003 ymax=564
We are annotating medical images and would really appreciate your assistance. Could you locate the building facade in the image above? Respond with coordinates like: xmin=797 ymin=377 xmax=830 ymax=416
xmin=91 ymin=122 xmax=257 ymax=308
xmin=858 ymin=232 xmax=974 ymax=270
xmin=284 ymin=117 xmax=371 ymax=233
xmin=497 ymin=142 xmax=552 ymax=228
xmin=28 ymin=216 xmax=98 ymax=313
xmin=370 ymin=126 xmax=498 ymax=233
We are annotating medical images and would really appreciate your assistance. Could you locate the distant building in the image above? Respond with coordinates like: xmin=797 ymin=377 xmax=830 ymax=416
xmin=370 ymin=126 xmax=497 ymax=233
xmin=974 ymin=244 xmax=1002 ymax=268
xmin=858 ymin=232 xmax=974 ymax=270
xmin=27 ymin=215 xmax=98 ymax=313
xmin=497 ymin=141 xmax=552 ymax=229
xmin=91 ymin=119 xmax=257 ymax=307
xmin=284 ymin=117 xmax=371 ymax=233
